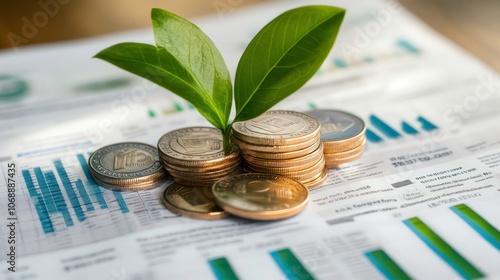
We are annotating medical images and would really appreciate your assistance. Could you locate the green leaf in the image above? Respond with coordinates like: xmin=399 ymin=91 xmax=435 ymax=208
xmin=233 ymin=5 xmax=345 ymax=122
xmin=94 ymin=8 xmax=232 ymax=131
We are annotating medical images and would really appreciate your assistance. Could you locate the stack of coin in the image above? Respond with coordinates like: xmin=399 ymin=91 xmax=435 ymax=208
xmin=306 ymin=110 xmax=366 ymax=169
xmin=89 ymin=142 xmax=168 ymax=191
xmin=231 ymin=110 xmax=328 ymax=189
xmin=157 ymin=127 xmax=242 ymax=187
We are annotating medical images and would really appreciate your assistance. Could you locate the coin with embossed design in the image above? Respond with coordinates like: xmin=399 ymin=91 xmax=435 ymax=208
xmin=158 ymin=127 xmax=239 ymax=167
xmin=231 ymin=110 xmax=320 ymax=145
xmin=305 ymin=110 xmax=365 ymax=151
xmin=163 ymin=183 xmax=228 ymax=220
xmin=89 ymin=142 xmax=167 ymax=191
xmin=212 ymin=173 xmax=309 ymax=220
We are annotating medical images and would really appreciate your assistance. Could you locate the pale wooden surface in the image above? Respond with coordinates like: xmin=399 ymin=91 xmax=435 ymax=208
xmin=1 ymin=0 xmax=499 ymax=70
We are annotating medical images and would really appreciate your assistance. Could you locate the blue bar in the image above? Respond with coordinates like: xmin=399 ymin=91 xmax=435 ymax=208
xmin=34 ymin=168 xmax=57 ymax=213
xmin=333 ymin=58 xmax=348 ymax=68
xmin=54 ymin=159 xmax=86 ymax=222
xmin=75 ymin=179 xmax=95 ymax=212
xmin=397 ymin=38 xmax=420 ymax=53
xmin=370 ymin=115 xmax=401 ymax=139
xmin=417 ymin=116 xmax=438 ymax=131
xmin=401 ymin=121 xmax=419 ymax=135
xmin=44 ymin=171 xmax=73 ymax=227
xmin=22 ymin=170 xmax=54 ymax=234
xmin=77 ymin=154 xmax=108 ymax=209
xmin=366 ymin=128 xmax=384 ymax=143
xmin=113 ymin=191 xmax=130 ymax=214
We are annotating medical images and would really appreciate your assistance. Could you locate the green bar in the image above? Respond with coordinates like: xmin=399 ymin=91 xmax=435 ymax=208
xmin=451 ymin=204 xmax=500 ymax=250
xmin=365 ymin=249 xmax=411 ymax=280
xmin=209 ymin=257 xmax=239 ymax=280
xmin=271 ymin=248 xmax=315 ymax=280
xmin=404 ymin=217 xmax=484 ymax=280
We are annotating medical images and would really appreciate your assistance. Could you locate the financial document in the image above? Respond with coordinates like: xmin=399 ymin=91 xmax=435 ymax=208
xmin=1 ymin=0 xmax=500 ymax=279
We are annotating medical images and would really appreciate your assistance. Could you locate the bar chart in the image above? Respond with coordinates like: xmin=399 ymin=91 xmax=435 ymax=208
xmin=3 ymin=151 xmax=180 ymax=256
xmin=365 ymin=114 xmax=439 ymax=144
xmin=21 ymin=153 xmax=129 ymax=234
xmin=205 ymin=202 xmax=499 ymax=280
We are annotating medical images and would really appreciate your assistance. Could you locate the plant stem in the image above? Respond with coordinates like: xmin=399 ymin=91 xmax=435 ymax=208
xmin=222 ymin=125 xmax=232 ymax=154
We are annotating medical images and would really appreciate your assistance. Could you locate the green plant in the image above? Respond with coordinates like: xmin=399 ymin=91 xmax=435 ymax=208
xmin=95 ymin=5 xmax=345 ymax=149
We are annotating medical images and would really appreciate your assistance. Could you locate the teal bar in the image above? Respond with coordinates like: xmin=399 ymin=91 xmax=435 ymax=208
xmin=209 ymin=257 xmax=239 ymax=280
xmin=404 ymin=217 xmax=484 ymax=279
xmin=417 ymin=116 xmax=438 ymax=131
xmin=365 ymin=249 xmax=411 ymax=280
xmin=451 ymin=204 xmax=500 ymax=250
xmin=271 ymin=248 xmax=315 ymax=280
xmin=366 ymin=128 xmax=383 ymax=143
xmin=401 ymin=121 xmax=419 ymax=135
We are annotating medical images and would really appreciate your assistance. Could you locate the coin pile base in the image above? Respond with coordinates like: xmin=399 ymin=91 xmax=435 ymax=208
xmin=158 ymin=127 xmax=242 ymax=187
xmin=306 ymin=110 xmax=366 ymax=169
xmin=89 ymin=142 xmax=167 ymax=191
xmin=231 ymin=110 xmax=327 ymax=189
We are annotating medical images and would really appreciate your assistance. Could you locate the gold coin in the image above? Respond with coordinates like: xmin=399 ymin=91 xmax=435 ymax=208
xmin=91 ymin=174 xmax=166 ymax=192
xmin=160 ymin=156 xmax=241 ymax=173
xmin=231 ymin=110 xmax=320 ymax=145
xmin=325 ymin=148 xmax=364 ymax=168
xmin=323 ymin=140 xmax=366 ymax=160
xmin=173 ymin=178 xmax=220 ymax=187
xmin=158 ymin=127 xmax=239 ymax=167
xmin=242 ymin=144 xmax=324 ymax=169
xmin=167 ymin=166 xmax=242 ymax=181
xmin=212 ymin=173 xmax=309 ymax=220
xmin=244 ymin=153 xmax=324 ymax=173
xmin=89 ymin=142 xmax=167 ymax=190
xmin=302 ymin=167 xmax=329 ymax=189
xmin=323 ymin=134 xmax=366 ymax=153
xmin=231 ymin=133 xmax=319 ymax=153
xmin=245 ymin=156 xmax=325 ymax=176
xmin=163 ymin=183 xmax=227 ymax=220
xmin=240 ymin=139 xmax=321 ymax=160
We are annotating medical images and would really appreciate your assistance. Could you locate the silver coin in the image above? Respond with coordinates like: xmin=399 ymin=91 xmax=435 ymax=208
xmin=305 ymin=110 xmax=365 ymax=142
xmin=89 ymin=142 xmax=167 ymax=190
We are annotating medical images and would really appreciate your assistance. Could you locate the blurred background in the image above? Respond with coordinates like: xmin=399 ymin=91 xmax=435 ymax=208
xmin=1 ymin=0 xmax=499 ymax=70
